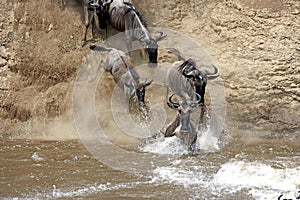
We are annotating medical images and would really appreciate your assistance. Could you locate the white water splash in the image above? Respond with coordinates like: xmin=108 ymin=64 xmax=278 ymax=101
xmin=141 ymin=136 xmax=188 ymax=155
xmin=213 ymin=160 xmax=300 ymax=191
xmin=196 ymin=129 xmax=219 ymax=151
xmin=213 ymin=160 xmax=300 ymax=199
xmin=152 ymin=166 xmax=206 ymax=188
xmin=31 ymin=152 xmax=44 ymax=162
xmin=141 ymin=127 xmax=220 ymax=155
xmin=149 ymin=157 xmax=300 ymax=200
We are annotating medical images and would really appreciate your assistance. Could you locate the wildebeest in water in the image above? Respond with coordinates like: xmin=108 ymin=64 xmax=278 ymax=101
xmin=164 ymin=66 xmax=202 ymax=152
xmin=165 ymin=93 xmax=201 ymax=152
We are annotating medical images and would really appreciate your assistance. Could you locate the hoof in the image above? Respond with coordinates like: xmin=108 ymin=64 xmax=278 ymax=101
xmin=148 ymin=62 xmax=157 ymax=68
xmin=81 ymin=41 xmax=87 ymax=47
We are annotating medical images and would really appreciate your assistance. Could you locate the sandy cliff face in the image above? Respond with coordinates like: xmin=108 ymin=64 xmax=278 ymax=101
xmin=0 ymin=0 xmax=299 ymax=139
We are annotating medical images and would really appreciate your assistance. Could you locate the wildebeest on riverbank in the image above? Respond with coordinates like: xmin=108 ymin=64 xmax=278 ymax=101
xmin=61 ymin=0 xmax=109 ymax=46
xmin=93 ymin=0 xmax=166 ymax=67
xmin=90 ymin=45 xmax=153 ymax=108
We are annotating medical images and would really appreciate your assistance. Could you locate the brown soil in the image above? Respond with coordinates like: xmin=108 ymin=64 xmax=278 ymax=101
xmin=0 ymin=0 xmax=299 ymax=140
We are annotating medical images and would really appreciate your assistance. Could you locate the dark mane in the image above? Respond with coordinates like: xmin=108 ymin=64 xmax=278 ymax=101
xmin=168 ymin=68 xmax=195 ymax=101
xmin=124 ymin=2 xmax=148 ymax=28
xmin=105 ymin=0 xmax=164 ymax=65
xmin=177 ymin=58 xmax=197 ymax=74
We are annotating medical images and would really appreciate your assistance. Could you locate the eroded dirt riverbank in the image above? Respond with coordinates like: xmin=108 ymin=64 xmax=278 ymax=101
xmin=0 ymin=0 xmax=299 ymax=140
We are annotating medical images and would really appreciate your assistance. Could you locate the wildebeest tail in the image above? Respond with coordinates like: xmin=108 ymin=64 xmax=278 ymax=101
xmin=89 ymin=45 xmax=111 ymax=52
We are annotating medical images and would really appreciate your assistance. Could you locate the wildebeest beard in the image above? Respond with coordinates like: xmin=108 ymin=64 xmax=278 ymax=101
xmin=144 ymin=39 xmax=158 ymax=67
xmin=96 ymin=6 xmax=109 ymax=29
xmin=135 ymin=84 xmax=146 ymax=106
xmin=125 ymin=79 xmax=152 ymax=108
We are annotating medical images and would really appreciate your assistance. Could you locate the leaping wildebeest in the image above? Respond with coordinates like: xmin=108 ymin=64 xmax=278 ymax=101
xmin=61 ymin=0 xmax=109 ymax=47
xmin=168 ymin=48 xmax=219 ymax=105
xmin=90 ymin=45 xmax=153 ymax=108
xmin=164 ymin=67 xmax=201 ymax=152
xmin=94 ymin=0 xmax=166 ymax=67
xmin=165 ymin=93 xmax=201 ymax=152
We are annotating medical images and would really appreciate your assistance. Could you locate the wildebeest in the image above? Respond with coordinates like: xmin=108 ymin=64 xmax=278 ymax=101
xmin=61 ymin=0 xmax=108 ymax=47
xmin=165 ymin=93 xmax=200 ymax=152
xmin=94 ymin=0 xmax=166 ymax=67
xmin=168 ymin=48 xmax=219 ymax=105
xmin=176 ymin=59 xmax=218 ymax=105
xmin=163 ymin=66 xmax=201 ymax=152
xmin=90 ymin=45 xmax=153 ymax=107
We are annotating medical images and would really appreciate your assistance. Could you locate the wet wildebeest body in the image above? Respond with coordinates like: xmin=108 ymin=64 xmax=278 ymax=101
xmin=165 ymin=68 xmax=200 ymax=152
xmin=95 ymin=0 xmax=165 ymax=66
xmin=176 ymin=59 xmax=218 ymax=105
xmin=165 ymin=93 xmax=200 ymax=152
xmin=167 ymin=48 xmax=219 ymax=128
xmin=61 ymin=0 xmax=108 ymax=47
xmin=167 ymin=48 xmax=219 ymax=105
xmin=90 ymin=45 xmax=152 ymax=107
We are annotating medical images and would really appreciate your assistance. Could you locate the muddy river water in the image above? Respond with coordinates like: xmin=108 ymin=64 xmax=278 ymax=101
xmin=1 ymin=134 xmax=299 ymax=199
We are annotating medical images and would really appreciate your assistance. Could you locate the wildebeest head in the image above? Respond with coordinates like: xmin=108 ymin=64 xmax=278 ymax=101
xmin=142 ymin=32 xmax=166 ymax=67
xmin=125 ymin=79 xmax=153 ymax=107
xmin=135 ymin=80 xmax=153 ymax=107
xmin=143 ymin=39 xmax=158 ymax=67
xmin=167 ymin=93 xmax=200 ymax=151
xmin=89 ymin=0 xmax=111 ymax=29
xmin=184 ymin=65 xmax=219 ymax=104
xmin=186 ymin=70 xmax=205 ymax=86
xmin=177 ymin=59 xmax=209 ymax=104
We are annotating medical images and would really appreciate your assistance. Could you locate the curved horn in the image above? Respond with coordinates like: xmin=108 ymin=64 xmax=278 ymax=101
xmin=187 ymin=93 xmax=201 ymax=107
xmin=102 ymin=0 xmax=113 ymax=7
xmin=167 ymin=94 xmax=180 ymax=109
xmin=154 ymin=31 xmax=167 ymax=42
xmin=87 ymin=0 xmax=100 ymax=7
xmin=185 ymin=69 xmax=200 ymax=78
xmin=194 ymin=93 xmax=201 ymax=105
xmin=144 ymin=79 xmax=153 ymax=87
xmin=206 ymin=64 xmax=219 ymax=80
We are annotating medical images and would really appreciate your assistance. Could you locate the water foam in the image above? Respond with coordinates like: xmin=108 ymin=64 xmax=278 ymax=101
xmin=149 ymin=156 xmax=300 ymax=200
xmin=141 ymin=127 xmax=220 ymax=155
xmin=213 ymin=160 xmax=300 ymax=190
xmin=197 ymin=129 xmax=219 ymax=151
xmin=141 ymin=136 xmax=188 ymax=155
xmin=31 ymin=152 xmax=44 ymax=162
xmin=213 ymin=160 xmax=300 ymax=199
xmin=10 ymin=181 xmax=150 ymax=199
xmin=152 ymin=166 xmax=206 ymax=188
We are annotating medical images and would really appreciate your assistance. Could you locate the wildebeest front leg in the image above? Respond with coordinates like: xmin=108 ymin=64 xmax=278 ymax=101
xmin=182 ymin=128 xmax=197 ymax=152
xmin=199 ymin=105 xmax=206 ymax=124
xmin=124 ymin=32 xmax=135 ymax=56
xmin=82 ymin=7 xmax=94 ymax=47
xmin=165 ymin=114 xmax=180 ymax=137
xmin=91 ymin=16 xmax=97 ymax=39
xmin=197 ymin=105 xmax=208 ymax=133
xmin=60 ymin=0 xmax=67 ymax=10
